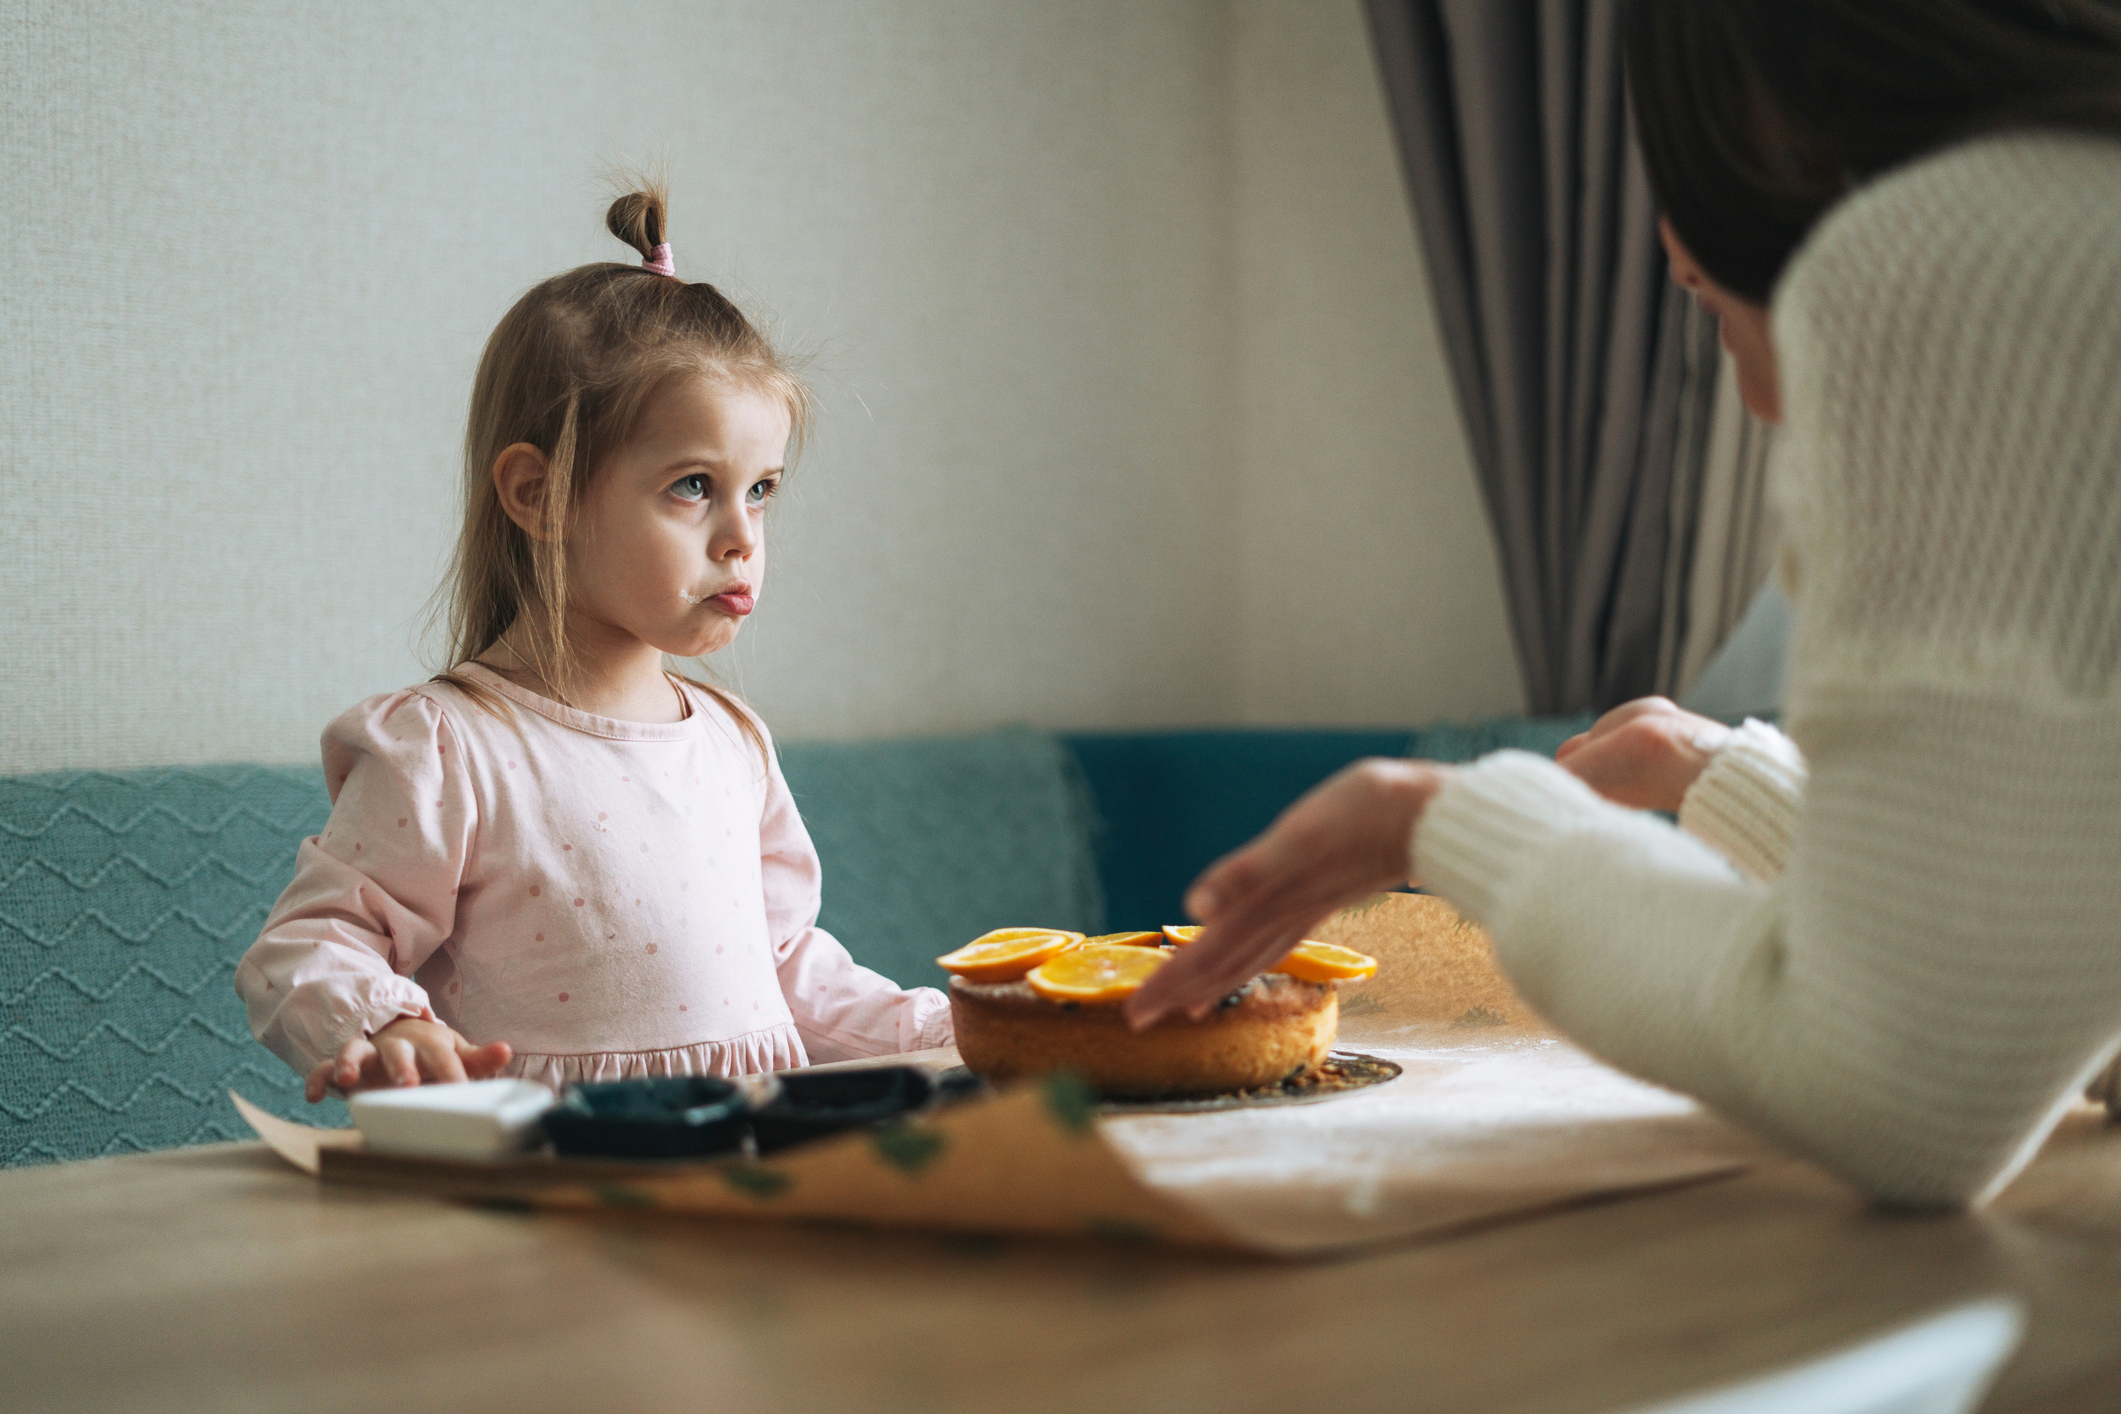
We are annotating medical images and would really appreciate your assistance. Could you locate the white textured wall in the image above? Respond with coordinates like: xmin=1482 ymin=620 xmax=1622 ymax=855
xmin=0 ymin=0 xmax=1519 ymax=774
xmin=1230 ymin=0 xmax=1523 ymax=724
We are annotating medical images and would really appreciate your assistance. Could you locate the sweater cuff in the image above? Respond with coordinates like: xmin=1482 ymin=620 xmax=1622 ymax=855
xmin=1678 ymin=719 xmax=1807 ymax=884
xmin=1412 ymin=751 xmax=1618 ymax=928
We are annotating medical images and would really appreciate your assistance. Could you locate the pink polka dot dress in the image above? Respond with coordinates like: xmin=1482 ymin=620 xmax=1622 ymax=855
xmin=237 ymin=665 xmax=951 ymax=1089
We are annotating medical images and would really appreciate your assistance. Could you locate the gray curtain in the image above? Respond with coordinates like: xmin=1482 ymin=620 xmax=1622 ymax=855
xmin=1365 ymin=0 xmax=1720 ymax=714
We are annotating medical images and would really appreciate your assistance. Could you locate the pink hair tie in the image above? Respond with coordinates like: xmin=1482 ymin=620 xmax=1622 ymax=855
xmin=642 ymin=243 xmax=675 ymax=277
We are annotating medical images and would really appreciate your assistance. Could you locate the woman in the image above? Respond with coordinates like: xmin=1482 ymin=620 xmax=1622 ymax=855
xmin=1128 ymin=0 xmax=2121 ymax=1207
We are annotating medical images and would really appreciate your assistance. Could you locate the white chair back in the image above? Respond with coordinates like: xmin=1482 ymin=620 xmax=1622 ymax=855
xmin=1623 ymin=1299 xmax=2024 ymax=1414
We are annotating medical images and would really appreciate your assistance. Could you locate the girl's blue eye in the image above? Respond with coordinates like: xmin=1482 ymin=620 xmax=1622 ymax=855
xmin=672 ymin=474 xmax=708 ymax=502
xmin=748 ymin=478 xmax=780 ymax=505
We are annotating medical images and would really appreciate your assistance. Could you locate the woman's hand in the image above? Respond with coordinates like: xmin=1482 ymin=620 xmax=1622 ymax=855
xmin=1554 ymin=697 xmax=1732 ymax=813
xmin=304 ymin=1018 xmax=514 ymax=1102
xmin=1124 ymin=759 xmax=1450 ymax=1029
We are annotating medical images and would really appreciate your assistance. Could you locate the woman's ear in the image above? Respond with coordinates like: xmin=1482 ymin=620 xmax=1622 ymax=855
xmin=492 ymin=443 xmax=558 ymax=542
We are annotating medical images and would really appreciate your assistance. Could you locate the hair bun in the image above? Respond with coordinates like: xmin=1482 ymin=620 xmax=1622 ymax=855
xmin=605 ymin=183 xmax=668 ymax=262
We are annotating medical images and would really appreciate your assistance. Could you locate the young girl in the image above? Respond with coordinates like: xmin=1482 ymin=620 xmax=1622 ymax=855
xmin=238 ymin=187 xmax=951 ymax=1101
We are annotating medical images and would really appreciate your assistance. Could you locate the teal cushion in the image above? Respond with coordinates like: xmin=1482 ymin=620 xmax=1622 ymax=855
xmin=0 ymin=766 xmax=346 ymax=1168
xmin=1062 ymin=729 xmax=1417 ymax=930
xmin=0 ymin=730 xmax=1105 ymax=1166
xmin=1061 ymin=717 xmax=1591 ymax=928
xmin=0 ymin=715 xmax=1578 ymax=1167
xmin=779 ymin=728 xmax=1104 ymax=990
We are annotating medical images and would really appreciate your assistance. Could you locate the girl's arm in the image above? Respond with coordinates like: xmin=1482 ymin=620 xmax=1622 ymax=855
xmin=237 ymin=690 xmax=479 ymax=1079
xmin=756 ymin=746 xmax=952 ymax=1064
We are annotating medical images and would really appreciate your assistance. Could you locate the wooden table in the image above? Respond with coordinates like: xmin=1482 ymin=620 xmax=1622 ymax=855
xmin=4 ymin=1109 xmax=2119 ymax=1414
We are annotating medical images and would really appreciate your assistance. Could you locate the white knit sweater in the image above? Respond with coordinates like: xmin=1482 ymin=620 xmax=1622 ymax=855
xmin=1414 ymin=132 xmax=2121 ymax=1208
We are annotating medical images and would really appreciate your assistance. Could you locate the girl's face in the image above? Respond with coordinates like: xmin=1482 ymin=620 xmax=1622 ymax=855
xmin=568 ymin=375 xmax=792 ymax=660
xmin=1659 ymin=217 xmax=1782 ymax=424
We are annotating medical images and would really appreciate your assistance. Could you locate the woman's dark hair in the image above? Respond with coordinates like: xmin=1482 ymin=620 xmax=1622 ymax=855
xmin=1623 ymin=0 xmax=2121 ymax=301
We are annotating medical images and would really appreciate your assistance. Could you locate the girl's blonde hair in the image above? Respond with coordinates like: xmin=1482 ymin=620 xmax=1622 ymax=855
xmin=434 ymin=182 xmax=809 ymax=759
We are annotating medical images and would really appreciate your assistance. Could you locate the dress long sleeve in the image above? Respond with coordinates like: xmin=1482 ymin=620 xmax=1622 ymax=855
xmin=758 ymin=741 xmax=952 ymax=1063
xmin=238 ymin=691 xmax=476 ymax=1075
xmin=1414 ymin=133 xmax=2121 ymax=1208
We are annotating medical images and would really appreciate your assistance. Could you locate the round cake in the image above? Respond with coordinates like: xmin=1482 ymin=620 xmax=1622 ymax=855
xmin=949 ymin=971 xmax=1339 ymax=1098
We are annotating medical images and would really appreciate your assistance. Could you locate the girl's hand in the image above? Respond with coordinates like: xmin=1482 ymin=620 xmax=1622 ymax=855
xmin=1124 ymin=759 xmax=1450 ymax=1029
xmin=304 ymin=1018 xmax=514 ymax=1102
xmin=1554 ymin=697 xmax=1732 ymax=814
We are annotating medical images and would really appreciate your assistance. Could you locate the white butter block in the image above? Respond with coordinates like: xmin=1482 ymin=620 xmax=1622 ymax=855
xmin=349 ymin=1079 xmax=555 ymax=1160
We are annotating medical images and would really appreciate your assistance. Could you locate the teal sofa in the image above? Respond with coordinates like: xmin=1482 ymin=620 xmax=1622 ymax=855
xmin=0 ymin=718 xmax=1584 ymax=1167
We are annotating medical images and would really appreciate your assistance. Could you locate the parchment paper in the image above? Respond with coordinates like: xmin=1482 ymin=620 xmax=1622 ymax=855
xmin=236 ymin=894 xmax=1776 ymax=1257
xmin=1100 ymin=896 xmax=1774 ymax=1252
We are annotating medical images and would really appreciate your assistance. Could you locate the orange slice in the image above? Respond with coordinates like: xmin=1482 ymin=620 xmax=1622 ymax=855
xmin=1271 ymin=940 xmax=1378 ymax=983
xmin=1025 ymin=943 xmax=1169 ymax=1004
xmin=937 ymin=928 xmax=1085 ymax=983
xmin=1160 ymin=925 xmax=1202 ymax=946
xmin=1085 ymin=930 xmax=1165 ymax=948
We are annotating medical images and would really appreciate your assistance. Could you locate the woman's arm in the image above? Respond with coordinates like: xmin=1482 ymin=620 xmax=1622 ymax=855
xmin=1141 ymin=690 xmax=2119 ymax=1206
xmin=1417 ymin=682 xmax=2121 ymax=1207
